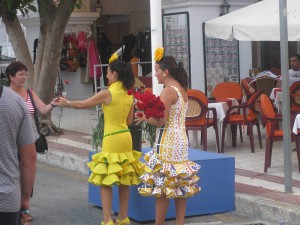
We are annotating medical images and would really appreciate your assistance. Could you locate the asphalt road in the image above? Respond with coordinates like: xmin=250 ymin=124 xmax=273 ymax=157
xmin=30 ymin=162 xmax=271 ymax=225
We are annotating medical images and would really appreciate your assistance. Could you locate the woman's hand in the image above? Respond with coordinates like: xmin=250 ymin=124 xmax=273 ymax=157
xmin=51 ymin=97 xmax=60 ymax=107
xmin=134 ymin=112 xmax=146 ymax=125
xmin=58 ymin=97 xmax=70 ymax=107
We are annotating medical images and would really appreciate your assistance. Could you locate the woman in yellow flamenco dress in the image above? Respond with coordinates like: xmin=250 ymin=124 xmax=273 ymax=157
xmin=59 ymin=57 xmax=143 ymax=225
xmin=135 ymin=48 xmax=201 ymax=225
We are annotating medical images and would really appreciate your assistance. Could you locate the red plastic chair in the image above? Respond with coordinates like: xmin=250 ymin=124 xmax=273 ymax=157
xmin=185 ymin=89 xmax=220 ymax=152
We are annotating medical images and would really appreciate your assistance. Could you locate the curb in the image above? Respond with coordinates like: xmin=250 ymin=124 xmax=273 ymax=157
xmin=37 ymin=149 xmax=89 ymax=175
xmin=235 ymin=193 xmax=300 ymax=225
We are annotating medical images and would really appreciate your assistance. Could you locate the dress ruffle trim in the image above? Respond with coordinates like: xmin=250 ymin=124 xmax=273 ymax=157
xmin=88 ymin=150 xmax=144 ymax=186
xmin=138 ymin=149 xmax=201 ymax=198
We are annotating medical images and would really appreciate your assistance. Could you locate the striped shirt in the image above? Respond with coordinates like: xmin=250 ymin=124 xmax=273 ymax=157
xmin=25 ymin=89 xmax=38 ymax=136
xmin=0 ymin=87 xmax=37 ymax=212
xmin=25 ymin=90 xmax=35 ymax=117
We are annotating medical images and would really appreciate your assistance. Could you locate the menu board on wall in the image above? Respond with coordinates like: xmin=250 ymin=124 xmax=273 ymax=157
xmin=163 ymin=12 xmax=191 ymax=87
xmin=204 ymin=35 xmax=239 ymax=97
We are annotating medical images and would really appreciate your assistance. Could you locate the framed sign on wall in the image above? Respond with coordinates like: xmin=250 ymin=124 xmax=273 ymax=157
xmin=163 ymin=12 xmax=191 ymax=88
xmin=203 ymin=23 xmax=240 ymax=97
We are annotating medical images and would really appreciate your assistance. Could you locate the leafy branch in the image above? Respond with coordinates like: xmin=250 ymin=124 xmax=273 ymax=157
xmin=91 ymin=110 xmax=104 ymax=152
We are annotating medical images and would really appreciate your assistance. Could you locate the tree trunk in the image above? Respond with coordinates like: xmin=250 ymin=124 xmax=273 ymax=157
xmin=2 ymin=0 xmax=77 ymax=135
xmin=35 ymin=0 xmax=76 ymax=105
xmin=36 ymin=0 xmax=77 ymax=133
xmin=1 ymin=11 xmax=34 ymax=89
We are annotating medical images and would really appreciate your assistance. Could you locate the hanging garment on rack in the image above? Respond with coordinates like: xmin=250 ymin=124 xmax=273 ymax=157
xmin=88 ymin=39 xmax=102 ymax=79
xmin=137 ymin=29 xmax=152 ymax=76
xmin=60 ymin=34 xmax=68 ymax=71
xmin=78 ymin=31 xmax=87 ymax=67
xmin=67 ymin=33 xmax=79 ymax=72
xmin=97 ymin=32 xmax=111 ymax=64
xmin=122 ymin=34 xmax=136 ymax=62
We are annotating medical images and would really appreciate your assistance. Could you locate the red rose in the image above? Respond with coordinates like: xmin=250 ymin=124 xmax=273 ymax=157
xmin=134 ymin=90 xmax=165 ymax=119
xmin=127 ymin=89 xmax=133 ymax=95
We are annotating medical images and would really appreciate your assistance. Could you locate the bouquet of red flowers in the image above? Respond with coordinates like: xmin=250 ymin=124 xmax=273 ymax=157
xmin=134 ymin=91 xmax=165 ymax=119
xmin=128 ymin=88 xmax=165 ymax=147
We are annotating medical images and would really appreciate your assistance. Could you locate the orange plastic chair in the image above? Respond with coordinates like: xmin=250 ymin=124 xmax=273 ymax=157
xmin=220 ymin=91 xmax=263 ymax=153
xmin=212 ymin=82 xmax=243 ymax=104
xmin=212 ymin=82 xmax=244 ymax=142
xmin=185 ymin=89 xmax=220 ymax=152
xmin=144 ymin=87 xmax=152 ymax=94
xmin=258 ymin=94 xmax=284 ymax=173
xmin=290 ymin=81 xmax=300 ymax=114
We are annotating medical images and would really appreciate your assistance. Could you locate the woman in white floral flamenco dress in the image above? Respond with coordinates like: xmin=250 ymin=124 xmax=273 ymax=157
xmin=135 ymin=48 xmax=201 ymax=225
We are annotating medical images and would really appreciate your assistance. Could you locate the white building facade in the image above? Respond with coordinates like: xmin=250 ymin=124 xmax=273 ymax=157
xmin=1 ymin=0 xmax=256 ymax=99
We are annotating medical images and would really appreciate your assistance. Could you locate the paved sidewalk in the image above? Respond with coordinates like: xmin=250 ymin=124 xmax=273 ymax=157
xmin=38 ymin=107 xmax=300 ymax=225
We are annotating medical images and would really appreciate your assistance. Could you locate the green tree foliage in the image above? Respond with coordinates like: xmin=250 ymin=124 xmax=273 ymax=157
xmin=0 ymin=0 xmax=37 ymax=19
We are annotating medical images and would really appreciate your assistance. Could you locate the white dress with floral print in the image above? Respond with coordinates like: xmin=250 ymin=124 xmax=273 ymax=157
xmin=139 ymin=86 xmax=201 ymax=198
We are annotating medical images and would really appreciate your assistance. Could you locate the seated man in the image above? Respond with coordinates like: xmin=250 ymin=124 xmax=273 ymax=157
xmin=277 ymin=53 xmax=300 ymax=87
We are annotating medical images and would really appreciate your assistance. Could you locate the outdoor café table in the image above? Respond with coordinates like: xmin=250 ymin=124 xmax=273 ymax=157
xmin=293 ymin=114 xmax=300 ymax=154
xmin=270 ymin=87 xmax=282 ymax=112
xmin=292 ymin=114 xmax=300 ymax=135
xmin=191 ymin=98 xmax=239 ymax=151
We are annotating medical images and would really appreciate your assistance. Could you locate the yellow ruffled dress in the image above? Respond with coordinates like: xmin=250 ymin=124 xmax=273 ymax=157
xmin=138 ymin=86 xmax=201 ymax=198
xmin=88 ymin=81 xmax=144 ymax=186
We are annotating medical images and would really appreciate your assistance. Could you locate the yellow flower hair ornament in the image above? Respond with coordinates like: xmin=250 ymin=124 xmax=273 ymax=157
xmin=154 ymin=47 xmax=164 ymax=62
xmin=109 ymin=53 xmax=119 ymax=64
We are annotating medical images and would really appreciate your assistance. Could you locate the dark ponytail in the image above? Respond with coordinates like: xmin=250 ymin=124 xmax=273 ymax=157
xmin=176 ymin=61 xmax=189 ymax=90
xmin=109 ymin=60 xmax=135 ymax=90
xmin=156 ymin=56 xmax=189 ymax=90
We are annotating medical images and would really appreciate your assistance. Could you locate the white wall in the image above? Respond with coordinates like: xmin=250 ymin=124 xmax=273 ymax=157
xmin=162 ymin=0 xmax=255 ymax=92
xmin=239 ymin=41 xmax=253 ymax=78
xmin=25 ymin=26 xmax=39 ymax=60
xmin=0 ymin=20 xmax=7 ymax=43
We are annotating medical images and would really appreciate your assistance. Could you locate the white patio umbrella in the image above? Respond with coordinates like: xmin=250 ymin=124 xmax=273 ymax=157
xmin=205 ymin=0 xmax=300 ymax=193
xmin=205 ymin=0 xmax=300 ymax=41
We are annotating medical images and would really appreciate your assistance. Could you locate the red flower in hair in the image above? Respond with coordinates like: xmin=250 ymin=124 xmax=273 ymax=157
xmin=127 ymin=89 xmax=133 ymax=95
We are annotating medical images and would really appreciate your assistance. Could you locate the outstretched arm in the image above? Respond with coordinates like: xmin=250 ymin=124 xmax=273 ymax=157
xmin=31 ymin=90 xmax=59 ymax=115
xmin=59 ymin=89 xmax=111 ymax=109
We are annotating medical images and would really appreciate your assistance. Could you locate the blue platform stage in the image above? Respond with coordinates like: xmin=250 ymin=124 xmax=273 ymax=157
xmin=88 ymin=148 xmax=235 ymax=222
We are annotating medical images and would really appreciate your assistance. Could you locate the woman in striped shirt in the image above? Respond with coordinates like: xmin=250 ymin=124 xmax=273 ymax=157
xmin=6 ymin=61 xmax=59 ymax=225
